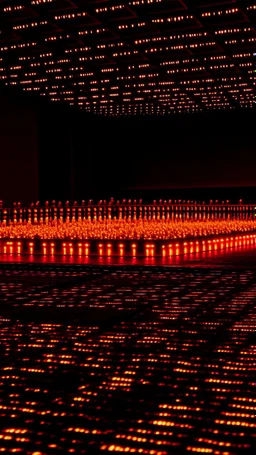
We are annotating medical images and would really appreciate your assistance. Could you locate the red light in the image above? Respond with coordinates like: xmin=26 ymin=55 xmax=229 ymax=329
xmin=107 ymin=243 xmax=112 ymax=256
xmin=17 ymin=242 xmax=21 ymax=255
xmin=63 ymin=242 xmax=67 ymax=255
xmin=98 ymin=243 xmax=103 ymax=256
xmin=119 ymin=243 xmax=124 ymax=256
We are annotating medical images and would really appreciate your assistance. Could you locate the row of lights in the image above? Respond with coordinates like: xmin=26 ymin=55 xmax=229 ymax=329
xmin=1 ymin=235 xmax=256 ymax=257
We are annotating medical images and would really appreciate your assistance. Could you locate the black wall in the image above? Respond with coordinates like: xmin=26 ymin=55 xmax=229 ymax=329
xmin=38 ymin=103 xmax=75 ymax=202
xmin=1 ymin=85 xmax=256 ymax=204
xmin=0 ymin=94 xmax=39 ymax=204
xmin=69 ymin=108 xmax=256 ymax=201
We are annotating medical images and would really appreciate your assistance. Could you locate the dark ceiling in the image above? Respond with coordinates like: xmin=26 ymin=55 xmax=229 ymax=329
xmin=0 ymin=0 xmax=255 ymax=115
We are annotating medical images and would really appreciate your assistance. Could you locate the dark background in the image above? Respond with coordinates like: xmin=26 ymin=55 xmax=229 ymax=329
xmin=0 ymin=93 xmax=39 ymax=204
xmin=0 ymin=86 xmax=256 ymax=204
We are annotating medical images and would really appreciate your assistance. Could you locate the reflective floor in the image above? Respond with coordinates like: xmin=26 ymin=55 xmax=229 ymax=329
xmin=0 ymin=259 xmax=256 ymax=454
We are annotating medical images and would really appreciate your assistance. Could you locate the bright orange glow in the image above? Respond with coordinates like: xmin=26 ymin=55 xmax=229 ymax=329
xmin=50 ymin=242 xmax=55 ymax=255
xmin=0 ymin=233 xmax=256 ymax=258
xmin=1 ymin=203 xmax=256 ymax=258
xmin=1 ymin=213 xmax=256 ymax=241
xmin=119 ymin=243 xmax=124 ymax=256
xmin=107 ymin=243 xmax=112 ymax=256
xmin=98 ymin=243 xmax=103 ymax=256
xmin=62 ymin=242 xmax=67 ymax=255
xmin=17 ymin=242 xmax=21 ymax=255
xmin=85 ymin=243 xmax=89 ymax=256
xmin=29 ymin=242 xmax=34 ymax=255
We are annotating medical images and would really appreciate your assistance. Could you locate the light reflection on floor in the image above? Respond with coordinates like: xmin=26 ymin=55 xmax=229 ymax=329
xmin=0 ymin=262 xmax=256 ymax=454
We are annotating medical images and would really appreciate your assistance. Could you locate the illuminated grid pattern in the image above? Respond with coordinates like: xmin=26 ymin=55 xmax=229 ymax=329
xmin=0 ymin=263 xmax=256 ymax=454
xmin=0 ymin=0 xmax=255 ymax=115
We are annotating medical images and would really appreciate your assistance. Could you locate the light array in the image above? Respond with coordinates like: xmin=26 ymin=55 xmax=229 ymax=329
xmin=0 ymin=202 xmax=254 ymax=225
xmin=0 ymin=0 xmax=255 ymax=115
xmin=0 ymin=233 xmax=256 ymax=258
xmin=1 ymin=219 xmax=256 ymax=240
xmin=0 ymin=264 xmax=255 ymax=454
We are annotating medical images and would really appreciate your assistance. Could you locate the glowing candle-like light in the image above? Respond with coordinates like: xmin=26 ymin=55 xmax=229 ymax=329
xmin=17 ymin=241 xmax=21 ymax=255
xmin=119 ymin=243 xmax=124 ymax=256
xmin=98 ymin=243 xmax=103 ymax=256
xmin=107 ymin=243 xmax=112 ymax=256
xmin=29 ymin=242 xmax=34 ymax=255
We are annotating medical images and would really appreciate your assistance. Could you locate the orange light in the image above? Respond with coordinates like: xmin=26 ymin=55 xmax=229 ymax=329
xmin=29 ymin=242 xmax=34 ymax=255
xmin=9 ymin=242 xmax=13 ymax=254
xmin=17 ymin=242 xmax=21 ymax=255
xmin=119 ymin=243 xmax=124 ymax=256
xmin=42 ymin=242 xmax=47 ymax=255
xmin=107 ymin=243 xmax=112 ymax=256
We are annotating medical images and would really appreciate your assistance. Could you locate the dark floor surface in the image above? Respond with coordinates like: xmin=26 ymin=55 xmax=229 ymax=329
xmin=0 ymin=252 xmax=256 ymax=454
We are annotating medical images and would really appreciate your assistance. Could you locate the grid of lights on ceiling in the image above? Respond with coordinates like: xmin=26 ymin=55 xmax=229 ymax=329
xmin=0 ymin=0 xmax=255 ymax=116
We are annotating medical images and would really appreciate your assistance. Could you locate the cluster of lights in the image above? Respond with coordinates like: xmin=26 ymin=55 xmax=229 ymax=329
xmin=0 ymin=199 xmax=256 ymax=258
xmin=0 ymin=200 xmax=254 ymax=220
xmin=0 ymin=0 xmax=255 ymax=115
xmin=1 ymin=218 xmax=256 ymax=241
